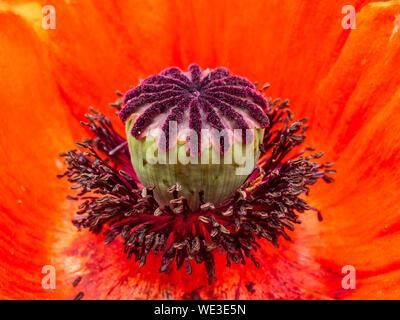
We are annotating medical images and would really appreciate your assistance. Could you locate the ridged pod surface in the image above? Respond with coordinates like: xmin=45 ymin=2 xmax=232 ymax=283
xmin=120 ymin=64 xmax=269 ymax=210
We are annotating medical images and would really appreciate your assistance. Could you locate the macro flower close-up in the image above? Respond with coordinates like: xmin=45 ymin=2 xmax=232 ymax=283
xmin=0 ymin=0 xmax=399 ymax=301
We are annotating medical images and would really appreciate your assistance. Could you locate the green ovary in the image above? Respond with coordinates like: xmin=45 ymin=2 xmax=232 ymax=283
xmin=126 ymin=120 xmax=264 ymax=211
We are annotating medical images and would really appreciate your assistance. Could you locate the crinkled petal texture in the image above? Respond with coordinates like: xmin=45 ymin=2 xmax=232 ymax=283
xmin=0 ymin=0 xmax=399 ymax=299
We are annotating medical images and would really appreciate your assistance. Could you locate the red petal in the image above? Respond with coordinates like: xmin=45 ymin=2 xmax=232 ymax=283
xmin=0 ymin=0 xmax=399 ymax=300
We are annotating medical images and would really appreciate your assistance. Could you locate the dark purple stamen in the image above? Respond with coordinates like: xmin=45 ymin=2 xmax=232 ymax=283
xmin=74 ymin=292 xmax=84 ymax=300
xmin=72 ymin=276 xmax=82 ymax=287
xmin=119 ymin=64 xmax=270 ymax=153
xmin=59 ymin=98 xmax=335 ymax=284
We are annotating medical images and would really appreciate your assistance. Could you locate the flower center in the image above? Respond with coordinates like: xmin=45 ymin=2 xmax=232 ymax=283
xmin=59 ymin=68 xmax=334 ymax=284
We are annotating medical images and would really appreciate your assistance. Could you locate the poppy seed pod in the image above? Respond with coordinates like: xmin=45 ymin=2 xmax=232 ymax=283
xmin=121 ymin=64 xmax=269 ymax=210
xmin=59 ymin=67 xmax=334 ymax=285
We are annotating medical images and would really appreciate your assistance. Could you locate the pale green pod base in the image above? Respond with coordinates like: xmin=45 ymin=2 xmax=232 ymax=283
xmin=126 ymin=120 xmax=264 ymax=211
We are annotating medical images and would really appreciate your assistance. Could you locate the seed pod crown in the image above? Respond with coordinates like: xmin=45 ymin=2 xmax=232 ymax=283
xmin=119 ymin=64 xmax=269 ymax=154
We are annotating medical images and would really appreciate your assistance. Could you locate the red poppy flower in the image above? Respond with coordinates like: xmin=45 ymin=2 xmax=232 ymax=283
xmin=0 ymin=0 xmax=399 ymax=300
